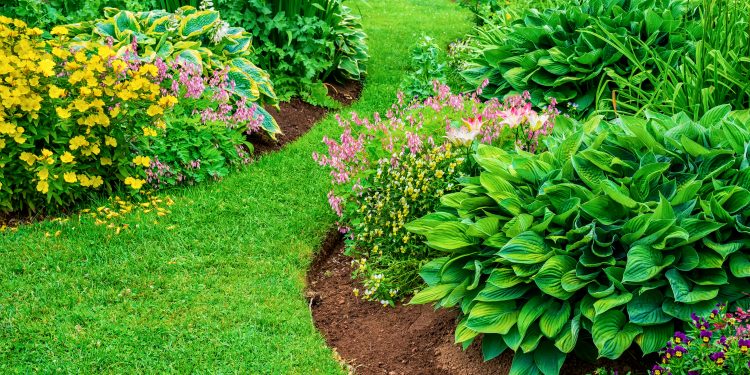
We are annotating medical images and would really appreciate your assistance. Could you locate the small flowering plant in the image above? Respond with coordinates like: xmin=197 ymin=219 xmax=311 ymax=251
xmin=651 ymin=303 xmax=750 ymax=375
xmin=314 ymin=82 xmax=558 ymax=304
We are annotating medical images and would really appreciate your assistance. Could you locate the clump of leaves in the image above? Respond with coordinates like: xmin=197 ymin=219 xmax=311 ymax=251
xmin=219 ymin=0 xmax=368 ymax=103
xmin=400 ymin=36 xmax=448 ymax=100
xmin=407 ymin=105 xmax=750 ymax=374
xmin=461 ymin=0 xmax=699 ymax=113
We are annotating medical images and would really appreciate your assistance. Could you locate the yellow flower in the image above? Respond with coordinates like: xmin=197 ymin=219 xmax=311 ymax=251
xmin=142 ymin=127 xmax=157 ymax=137
xmin=158 ymin=95 xmax=178 ymax=107
xmin=124 ymin=176 xmax=145 ymax=190
xmin=73 ymin=98 xmax=90 ymax=112
xmin=64 ymin=172 xmax=77 ymax=183
xmin=132 ymin=155 xmax=151 ymax=167
xmin=104 ymin=136 xmax=118 ymax=147
xmin=139 ymin=64 xmax=159 ymax=77
xmin=56 ymin=107 xmax=71 ymax=119
xmin=146 ymin=105 xmax=164 ymax=117
xmin=100 ymin=157 xmax=112 ymax=166
xmin=20 ymin=152 xmax=36 ymax=166
xmin=78 ymin=174 xmax=92 ymax=187
xmin=69 ymin=135 xmax=89 ymax=150
xmin=50 ymin=26 xmax=69 ymax=36
xmin=60 ymin=152 xmax=74 ymax=163
xmin=110 ymin=106 xmax=121 ymax=118
xmin=48 ymin=85 xmax=66 ymax=99
xmin=97 ymin=45 xmax=115 ymax=60
xmin=0 ymin=139 xmax=5 ymax=150
xmin=90 ymin=176 xmax=103 ymax=188
xmin=36 ymin=181 xmax=49 ymax=194
xmin=38 ymin=58 xmax=56 ymax=77
xmin=37 ymin=168 xmax=49 ymax=180
xmin=52 ymin=47 xmax=71 ymax=59
xmin=74 ymin=51 xmax=87 ymax=63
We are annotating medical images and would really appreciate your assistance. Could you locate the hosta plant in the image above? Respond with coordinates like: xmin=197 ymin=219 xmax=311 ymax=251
xmin=64 ymin=6 xmax=280 ymax=135
xmin=407 ymin=105 xmax=750 ymax=374
xmin=461 ymin=0 xmax=699 ymax=112
xmin=314 ymin=84 xmax=558 ymax=304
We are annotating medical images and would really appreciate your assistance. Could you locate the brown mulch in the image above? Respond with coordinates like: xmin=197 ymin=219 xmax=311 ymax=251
xmin=252 ymin=80 xmax=363 ymax=155
xmin=308 ymin=232 xmax=652 ymax=375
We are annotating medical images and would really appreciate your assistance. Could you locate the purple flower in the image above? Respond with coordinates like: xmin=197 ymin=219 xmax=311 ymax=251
xmin=710 ymin=309 xmax=720 ymax=319
xmin=674 ymin=345 xmax=687 ymax=358
xmin=691 ymin=312 xmax=701 ymax=322
xmin=688 ymin=371 xmax=700 ymax=375
xmin=700 ymin=330 xmax=713 ymax=343
xmin=709 ymin=351 xmax=725 ymax=365
xmin=674 ymin=331 xmax=687 ymax=344
xmin=740 ymin=338 xmax=750 ymax=353
xmin=720 ymin=335 xmax=727 ymax=347
xmin=651 ymin=365 xmax=666 ymax=375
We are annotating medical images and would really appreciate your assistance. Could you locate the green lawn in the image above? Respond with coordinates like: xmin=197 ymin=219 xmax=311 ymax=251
xmin=0 ymin=1 xmax=472 ymax=372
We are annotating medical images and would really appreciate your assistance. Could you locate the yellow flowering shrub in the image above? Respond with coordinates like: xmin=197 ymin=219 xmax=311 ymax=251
xmin=0 ymin=17 xmax=175 ymax=213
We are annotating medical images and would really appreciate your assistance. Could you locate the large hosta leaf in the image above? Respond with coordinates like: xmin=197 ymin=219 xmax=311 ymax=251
xmin=730 ymin=253 xmax=750 ymax=277
xmin=622 ymin=245 xmax=675 ymax=284
xmin=498 ymin=231 xmax=553 ymax=264
xmin=592 ymin=310 xmax=643 ymax=359
xmin=539 ymin=301 xmax=571 ymax=338
xmin=635 ymin=323 xmax=674 ymax=355
xmin=466 ymin=301 xmax=519 ymax=334
xmin=627 ymin=290 xmax=672 ymax=326
xmin=425 ymin=222 xmax=476 ymax=251
xmin=535 ymin=255 xmax=577 ymax=299
xmin=665 ymin=269 xmax=720 ymax=303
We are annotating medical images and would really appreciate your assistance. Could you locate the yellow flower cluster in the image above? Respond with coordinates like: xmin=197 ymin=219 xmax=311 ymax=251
xmin=0 ymin=16 xmax=179 ymax=212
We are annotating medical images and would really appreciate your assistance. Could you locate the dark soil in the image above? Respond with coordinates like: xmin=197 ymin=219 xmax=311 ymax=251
xmin=308 ymin=233 xmax=652 ymax=375
xmin=252 ymin=80 xmax=363 ymax=155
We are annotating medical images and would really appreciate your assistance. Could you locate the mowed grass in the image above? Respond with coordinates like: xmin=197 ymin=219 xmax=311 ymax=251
xmin=0 ymin=0 xmax=472 ymax=373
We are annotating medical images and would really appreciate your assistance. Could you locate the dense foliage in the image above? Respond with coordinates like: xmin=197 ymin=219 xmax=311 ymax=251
xmin=651 ymin=304 xmax=750 ymax=375
xmin=407 ymin=106 xmax=750 ymax=374
xmin=399 ymin=36 xmax=449 ymax=100
xmin=0 ymin=17 xmax=262 ymax=213
xmin=315 ymin=84 xmax=558 ymax=304
xmin=596 ymin=0 xmax=750 ymax=120
xmin=64 ymin=6 xmax=280 ymax=135
xmin=461 ymin=0 xmax=698 ymax=113
xmin=219 ymin=0 xmax=368 ymax=103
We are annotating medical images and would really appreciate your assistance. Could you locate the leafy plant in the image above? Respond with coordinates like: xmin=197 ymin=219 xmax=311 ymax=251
xmin=314 ymin=84 xmax=558 ymax=304
xmin=400 ymin=36 xmax=449 ymax=100
xmin=407 ymin=105 xmax=750 ymax=374
xmin=457 ymin=0 xmax=554 ymax=25
xmin=461 ymin=0 xmax=699 ymax=113
xmin=218 ymin=0 xmax=368 ymax=102
xmin=650 ymin=303 xmax=750 ymax=375
xmin=593 ymin=0 xmax=750 ymax=120
xmin=64 ymin=6 xmax=280 ymax=135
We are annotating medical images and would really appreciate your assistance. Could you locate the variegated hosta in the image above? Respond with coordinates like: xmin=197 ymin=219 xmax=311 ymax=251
xmin=406 ymin=105 xmax=750 ymax=374
xmin=64 ymin=6 xmax=281 ymax=136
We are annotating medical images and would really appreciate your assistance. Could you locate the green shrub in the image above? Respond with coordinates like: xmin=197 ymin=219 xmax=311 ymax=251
xmin=63 ymin=6 xmax=280 ymax=135
xmin=407 ymin=105 xmax=750 ymax=374
xmin=461 ymin=0 xmax=699 ymax=113
xmin=593 ymin=0 xmax=750 ymax=120
xmin=218 ymin=0 xmax=368 ymax=103
xmin=457 ymin=0 xmax=554 ymax=25
xmin=400 ymin=36 xmax=449 ymax=100
xmin=0 ymin=0 xmax=155 ymax=28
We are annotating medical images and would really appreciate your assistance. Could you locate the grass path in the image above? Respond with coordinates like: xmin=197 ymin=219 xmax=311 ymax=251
xmin=0 ymin=1 xmax=472 ymax=372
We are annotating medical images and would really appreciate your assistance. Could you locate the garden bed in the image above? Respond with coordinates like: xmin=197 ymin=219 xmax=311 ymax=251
xmin=308 ymin=231 xmax=651 ymax=375
xmin=254 ymin=80 xmax=363 ymax=155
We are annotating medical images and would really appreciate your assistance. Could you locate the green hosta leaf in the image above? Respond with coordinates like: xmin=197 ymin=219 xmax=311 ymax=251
xmin=666 ymin=269 xmax=720 ymax=303
xmin=518 ymin=296 xmax=552 ymax=336
xmin=425 ymin=222 xmax=476 ymax=251
xmin=662 ymin=299 xmax=716 ymax=320
xmin=486 ymin=267 xmax=526 ymax=288
xmin=580 ymin=196 xmax=627 ymax=225
xmin=467 ymin=217 xmax=500 ymax=239
xmin=534 ymin=340 xmax=566 ymax=375
xmin=622 ymin=245 xmax=676 ymax=284
xmin=503 ymin=325 xmax=523 ymax=351
xmin=702 ymin=238 xmax=742 ymax=259
xmin=520 ymin=324 xmax=544 ymax=353
xmin=635 ymin=323 xmax=674 ymax=355
xmin=730 ymin=253 xmax=750 ymax=277
xmin=592 ymin=310 xmax=643 ymax=360
xmin=593 ymin=292 xmax=633 ymax=316
xmin=627 ymin=290 xmax=672 ymax=326
xmin=113 ymin=11 xmax=140 ymax=38
xmin=561 ymin=269 xmax=593 ymax=292
xmin=678 ymin=219 xmax=725 ymax=245
xmin=539 ymin=301 xmax=571 ymax=338
xmin=503 ymin=214 xmax=534 ymax=238
xmin=254 ymin=106 xmax=281 ymax=137
xmin=535 ymin=255 xmax=576 ymax=299
xmin=466 ymin=301 xmax=519 ymax=334
xmin=475 ymin=283 xmax=531 ymax=302
xmin=406 ymin=212 xmax=457 ymax=236
xmin=409 ymin=283 xmax=458 ymax=304
xmin=482 ymin=334 xmax=508 ymax=361
xmin=455 ymin=319 xmax=479 ymax=343
xmin=601 ymin=180 xmax=638 ymax=208
xmin=572 ymin=155 xmax=606 ymax=190
xmin=498 ymin=231 xmax=552 ymax=264
xmin=554 ymin=313 xmax=581 ymax=354
xmin=179 ymin=10 xmax=220 ymax=38
xmin=419 ymin=257 xmax=449 ymax=286
xmin=509 ymin=352 xmax=542 ymax=375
